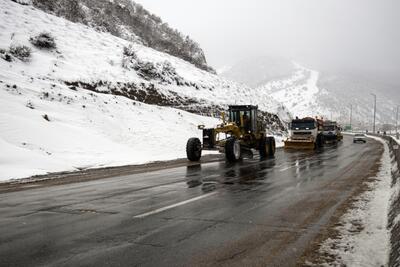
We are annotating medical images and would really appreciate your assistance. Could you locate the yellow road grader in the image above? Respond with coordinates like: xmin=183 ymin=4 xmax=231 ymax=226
xmin=186 ymin=105 xmax=276 ymax=162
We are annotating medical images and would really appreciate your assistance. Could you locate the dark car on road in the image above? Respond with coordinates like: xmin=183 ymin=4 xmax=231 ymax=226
xmin=353 ymin=134 xmax=367 ymax=143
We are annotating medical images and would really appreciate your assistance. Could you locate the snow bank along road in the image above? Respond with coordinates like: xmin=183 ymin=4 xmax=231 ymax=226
xmin=0 ymin=136 xmax=384 ymax=266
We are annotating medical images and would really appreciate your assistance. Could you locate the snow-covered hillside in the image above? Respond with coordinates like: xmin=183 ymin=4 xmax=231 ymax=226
xmin=0 ymin=80 xmax=218 ymax=181
xmin=0 ymin=0 xmax=287 ymax=181
xmin=259 ymin=64 xmax=400 ymax=129
xmin=0 ymin=0 xmax=289 ymax=119
xmin=224 ymin=56 xmax=399 ymax=129
xmin=257 ymin=63 xmax=331 ymax=119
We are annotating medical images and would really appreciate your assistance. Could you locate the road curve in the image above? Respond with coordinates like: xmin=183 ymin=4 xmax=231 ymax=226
xmin=0 ymin=136 xmax=383 ymax=266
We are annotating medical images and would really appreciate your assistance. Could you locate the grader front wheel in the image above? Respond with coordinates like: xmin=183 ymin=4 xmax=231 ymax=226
xmin=186 ymin=138 xmax=202 ymax=161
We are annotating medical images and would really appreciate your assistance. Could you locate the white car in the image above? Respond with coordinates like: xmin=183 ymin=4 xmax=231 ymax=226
xmin=353 ymin=134 xmax=367 ymax=143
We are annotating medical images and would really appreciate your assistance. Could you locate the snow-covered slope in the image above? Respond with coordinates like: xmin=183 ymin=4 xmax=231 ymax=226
xmin=31 ymin=0 xmax=215 ymax=73
xmin=0 ymin=80 xmax=218 ymax=181
xmin=0 ymin=1 xmax=288 ymax=119
xmin=258 ymin=64 xmax=400 ymax=129
xmin=257 ymin=63 xmax=331 ymax=119
xmin=0 ymin=1 xmax=287 ymax=181
xmin=223 ymin=55 xmax=398 ymax=129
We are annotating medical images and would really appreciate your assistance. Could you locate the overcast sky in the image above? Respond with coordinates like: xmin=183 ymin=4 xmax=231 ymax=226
xmin=135 ymin=0 xmax=400 ymax=75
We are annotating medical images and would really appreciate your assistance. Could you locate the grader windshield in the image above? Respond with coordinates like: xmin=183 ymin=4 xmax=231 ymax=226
xmin=228 ymin=105 xmax=258 ymax=132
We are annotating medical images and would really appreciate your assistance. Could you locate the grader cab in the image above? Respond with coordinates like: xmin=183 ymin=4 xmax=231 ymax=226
xmin=186 ymin=105 xmax=276 ymax=162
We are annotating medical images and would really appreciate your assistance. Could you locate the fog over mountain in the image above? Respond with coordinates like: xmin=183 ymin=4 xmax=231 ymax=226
xmin=219 ymin=56 xmax=296 ymax=88
xmin=221 ymin=56 xmax=399 ymax=130
xmin=136 ymin=0 xmax=400 ymax=84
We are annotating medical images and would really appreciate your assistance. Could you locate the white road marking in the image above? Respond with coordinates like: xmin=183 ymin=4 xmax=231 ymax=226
xmin=280 ymin=165 xmax=295 ymax=172
xmin=133 ymin=192 xmax=218 ymax=219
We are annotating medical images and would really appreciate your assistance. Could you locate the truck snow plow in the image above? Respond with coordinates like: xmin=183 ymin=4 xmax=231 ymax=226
xmin=284 ymin=117 xmax=324 ymax=150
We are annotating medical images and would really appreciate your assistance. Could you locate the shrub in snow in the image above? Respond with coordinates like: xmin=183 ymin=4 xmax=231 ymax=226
xmin=30 ymin=32 xmax=56 ymax=49
xmin=123 ymin=45 xmax=137 ymax=58
xmin=161 ymin=61 xmax=176 ymax=76
xmin=0 ymin=48 xmax=12 ymax=62
xmin=11 ymin=0 xmax=32 ymax=5
xmin=42 ymin=114 xmax=50 ymax=121
xmin=9 ymin=45 xmax=31 ymax=62
xmin=122 ymin=45 xmax=158 ymax=79
xmin=137 ymin=61 xmax=159 ymax=80
xmin=26 ymin=101 xmax=35 ymax=109
xmin=122 ymin=45 xmax=185 ymax=84
xmin=61 ymin=0 xmax=85 ymax=23
xmin=122 ymin=45 xmax=138 ymax=69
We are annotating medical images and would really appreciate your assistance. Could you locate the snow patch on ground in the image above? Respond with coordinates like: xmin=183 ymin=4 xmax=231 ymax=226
xmin=316 ymin=136 xmax=391 ymax=266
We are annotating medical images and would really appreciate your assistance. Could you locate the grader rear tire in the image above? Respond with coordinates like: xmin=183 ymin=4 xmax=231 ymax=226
xmin=259 ymin=137 xmax=268 ymax=159
xmin=259 ymin=137 xmax=272 ymax=159
xmin=268 ymin=137 xmax=276 ymax=157
xmin=225 ymin=137 xmax=241 ymax=162
xmin=186 ymin=138 xmax=202 ymax=161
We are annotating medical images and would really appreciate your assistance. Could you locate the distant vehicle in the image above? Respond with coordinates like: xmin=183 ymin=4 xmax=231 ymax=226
xmin=322 ymin=120 xmax=343 ymax=145
xmin=353 ymin=134 xmax=367 ymax=143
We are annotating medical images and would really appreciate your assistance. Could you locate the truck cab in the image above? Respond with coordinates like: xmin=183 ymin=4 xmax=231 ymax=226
xmin=285 ymin=117 xmax=324 ymax=149
xmin=289 ymin=118 xmax=318 ymax=140
xmin=322 ymin=120 xmax=340 ymax=144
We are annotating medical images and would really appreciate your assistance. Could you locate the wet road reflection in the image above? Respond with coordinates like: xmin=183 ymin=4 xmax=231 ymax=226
xmin=0 ymin=136 xmax=381 ymax=267
xmin=184 ymin=138 xmax=352 ymax=194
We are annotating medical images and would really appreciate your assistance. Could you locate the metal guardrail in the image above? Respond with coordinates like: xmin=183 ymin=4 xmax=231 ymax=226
xmin=369 ymin=133 xmax=400 ymax=168
xmin=367 ymin=134 xmax=400 ymax=267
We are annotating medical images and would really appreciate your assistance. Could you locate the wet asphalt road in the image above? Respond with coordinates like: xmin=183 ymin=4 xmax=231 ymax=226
xmin=0 ymin=136 xmax=383 ymax=267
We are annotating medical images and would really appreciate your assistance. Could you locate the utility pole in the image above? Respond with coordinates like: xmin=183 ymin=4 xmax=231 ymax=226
xmin=349 ymin=104 xmax=353 ymax=131
xmin=396 ymin=105 xmax=399 ymax=139
xmin=371 ymin=93 xmax=377 ymax=134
